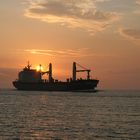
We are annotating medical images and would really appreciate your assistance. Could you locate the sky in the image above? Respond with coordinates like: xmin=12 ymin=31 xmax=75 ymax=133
xmin=0 ymin=0 xmax=140 ymax=89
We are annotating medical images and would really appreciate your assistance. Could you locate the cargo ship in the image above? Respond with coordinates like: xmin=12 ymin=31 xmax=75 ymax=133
xmin=13 ymin=62 xmax=99 ymax=91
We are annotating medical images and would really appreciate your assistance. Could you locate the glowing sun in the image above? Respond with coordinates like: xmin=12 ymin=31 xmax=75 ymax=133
xmin=36 ymin=65 xmax=44 ymax=71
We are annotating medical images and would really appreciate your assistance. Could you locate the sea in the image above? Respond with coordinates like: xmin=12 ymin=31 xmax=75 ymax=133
xmin=0 ymin=89 xmax=139 ymax=140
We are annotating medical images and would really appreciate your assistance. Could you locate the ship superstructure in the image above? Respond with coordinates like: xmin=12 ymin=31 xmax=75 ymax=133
xmin=13 ymin=62 xmax=99 ymax=91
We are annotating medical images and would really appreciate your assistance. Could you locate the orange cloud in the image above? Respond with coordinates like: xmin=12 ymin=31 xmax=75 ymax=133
xmin=25 ymin=48 xmax=94 ymax=57
xmin=24 ymin=0 xmax=119 ymax=34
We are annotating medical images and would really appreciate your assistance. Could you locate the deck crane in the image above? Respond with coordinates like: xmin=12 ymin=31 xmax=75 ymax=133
xmin=72 ymin=62 xmax=91 ymax=81
xmin=39 ymin=63 xmax=53 ymax=82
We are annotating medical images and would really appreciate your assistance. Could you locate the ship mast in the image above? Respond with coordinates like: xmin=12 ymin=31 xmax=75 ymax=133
xmin=23 ymin=61 xmax=31 ymax=70
xmin=48 ymin=63 xmax=52 ymax=82
xmin=27 ymin=61 xmax=31 ymax=69
xmin=73 ymin=62 xmax=76 ymax=81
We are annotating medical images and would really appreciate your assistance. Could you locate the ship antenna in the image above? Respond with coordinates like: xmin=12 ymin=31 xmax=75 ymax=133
xmin=27 ymin=61 xmax=31 ymax=69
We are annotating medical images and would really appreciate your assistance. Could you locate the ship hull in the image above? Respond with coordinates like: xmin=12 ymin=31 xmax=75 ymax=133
xmin=13 ymin=80 xmax=99 ymax=91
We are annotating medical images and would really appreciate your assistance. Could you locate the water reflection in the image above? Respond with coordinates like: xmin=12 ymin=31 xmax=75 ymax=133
xmin=0 ymin=90 xmax=139 ymax=139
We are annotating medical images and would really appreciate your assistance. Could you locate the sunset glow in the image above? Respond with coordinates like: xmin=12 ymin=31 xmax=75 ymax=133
xmin=36 ymin=65 xmax=44 ymax=72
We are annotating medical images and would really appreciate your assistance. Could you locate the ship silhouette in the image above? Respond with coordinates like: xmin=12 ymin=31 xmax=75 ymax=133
xmin=13 ymin=62 xmax=99 ymax=91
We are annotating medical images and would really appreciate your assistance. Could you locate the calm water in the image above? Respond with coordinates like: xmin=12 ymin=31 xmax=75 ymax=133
xmin=0 ymin=89 xmax=139 ymax=140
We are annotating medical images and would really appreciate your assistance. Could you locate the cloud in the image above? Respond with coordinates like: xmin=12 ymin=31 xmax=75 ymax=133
xmin=25 ymin=48 xmax=117 ymax=58
xmin=24 ymin=0 xmax=119 ymax=34
xmin=119 ymin=28 xmax=140 ymax=41
xmin=136 ymin=0 xmax=140 ymax=5
xmin=25 ymin=48 xmax=94 ymax=57
xmin=0 ymin=72 xmax=7 ymax=76
xmin=133 ymin=10 xmax=140 ymax=15
xmin=135 ymin=0 xmax=140 ymax=15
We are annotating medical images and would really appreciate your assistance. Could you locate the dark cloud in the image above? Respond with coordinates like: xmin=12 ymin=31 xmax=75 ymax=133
xmin=25 ymin=0 xmax=119 ymax=34
xmin=119 ymin=28 xmax=140 ymax=40
xmin=28 ymin=0 xmax=115 ymax=21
